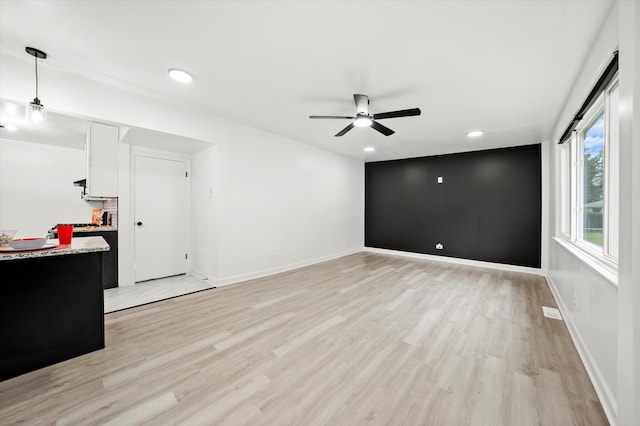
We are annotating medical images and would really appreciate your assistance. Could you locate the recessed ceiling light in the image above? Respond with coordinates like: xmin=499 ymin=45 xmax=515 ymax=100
xmin=467 ymin=130 xmax=484 ymax=137
xmin=364 ymin=146 xmax=375 ymax=152
xmin=168 ymin=68 xmax=193 ymax=83
xmin=2 ymin=124 xmax=17 ymax=131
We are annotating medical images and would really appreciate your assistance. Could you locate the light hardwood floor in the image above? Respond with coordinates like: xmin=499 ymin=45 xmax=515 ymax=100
xmin=0 ymin=252 xmax=608 ymax=425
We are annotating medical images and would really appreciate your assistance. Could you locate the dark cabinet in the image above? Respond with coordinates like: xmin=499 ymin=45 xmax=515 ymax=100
xmin=74 ymin=231 xmax=118 ymax=289
xmin=0 ymin=251 xmax=105 ymax=381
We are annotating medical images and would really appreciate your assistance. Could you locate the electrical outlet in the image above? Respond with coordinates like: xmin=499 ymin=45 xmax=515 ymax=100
xmin=435 ymin=243 xmax=443 ymax=250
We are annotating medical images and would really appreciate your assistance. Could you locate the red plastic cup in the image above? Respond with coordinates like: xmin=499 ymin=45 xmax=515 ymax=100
xmin=57 ymin=225 xmax=73 ymax=245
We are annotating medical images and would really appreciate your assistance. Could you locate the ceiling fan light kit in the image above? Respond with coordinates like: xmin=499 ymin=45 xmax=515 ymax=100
xmin=25 ymin=46 xmax=48 ymax=126
xmin=309 ymin=94 xmax=421 ymax=137
xmin=353 ymin=116 xmax=373 ymax=127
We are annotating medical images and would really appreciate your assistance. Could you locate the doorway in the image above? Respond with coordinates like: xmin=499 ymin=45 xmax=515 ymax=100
xmin=133 ymin=153 xmax=190 ymax=282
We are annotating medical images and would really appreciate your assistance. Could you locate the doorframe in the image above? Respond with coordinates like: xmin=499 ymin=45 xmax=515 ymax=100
xmin=130 ymin=146 xmax=192 ymax=283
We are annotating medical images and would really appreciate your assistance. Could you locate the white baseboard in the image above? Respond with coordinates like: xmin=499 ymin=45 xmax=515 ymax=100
xmin=189 ymin=269 xmax=217 ymax=285
xmin=364 ymin=247 xmax=544 ymax=276
xmin=214 ymin=248 xmax=363 ymax=288
xmin=546 ymin=275 xmax=617 ymax=426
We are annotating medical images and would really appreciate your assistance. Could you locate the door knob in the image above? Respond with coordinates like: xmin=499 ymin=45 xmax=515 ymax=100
xmin=136 ymin=221 xmax=143 ymax=226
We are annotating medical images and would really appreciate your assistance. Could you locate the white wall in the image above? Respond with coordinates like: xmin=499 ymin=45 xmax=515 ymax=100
xmin=190 ymin=124 xmax=364 ymax=286
xmin=0 ymin=138 xmax=101 ymax=236
xmin=547 ymin=2 xmax=618 ymax=419
xmin=616 ymin=1 xmax=640 ymax=424
xmin=212 ymin=127 xmax=363 ymax=285
xmin=117 ymin=142 xmax=133 ymax=287
xmin=547 ymin=244 xmax=618 ymax=416
xmin=547 ymin=2 xmax=640 ymax=424
xmin=191 ymin=145 xmax=217 ymax=281
xmin=0 ymin=49 xmax=365 ymax=287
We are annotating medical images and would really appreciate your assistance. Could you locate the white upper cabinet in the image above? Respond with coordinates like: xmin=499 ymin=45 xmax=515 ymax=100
xmin=85 ymin=121 xmax=119 ymax=199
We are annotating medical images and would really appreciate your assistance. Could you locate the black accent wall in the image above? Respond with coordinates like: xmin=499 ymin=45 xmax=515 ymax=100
xmin=365 ymin=144 xmax=541 ymax=268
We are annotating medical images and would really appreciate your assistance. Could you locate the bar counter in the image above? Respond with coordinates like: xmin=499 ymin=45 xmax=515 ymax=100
xmin=0 ymin=237 xmax=109 ymax=381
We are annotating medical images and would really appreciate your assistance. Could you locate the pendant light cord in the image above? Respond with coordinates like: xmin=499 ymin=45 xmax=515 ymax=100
xmin=34 ymin=56 xmax=39 ymax=100
xmin=25 ymin=47 xmax=47 ymax=108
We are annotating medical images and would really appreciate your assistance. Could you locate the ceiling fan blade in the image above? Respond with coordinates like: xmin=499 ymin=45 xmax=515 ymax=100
xmin=335 ymin=123 xmax=355 ymax=137
xmin=353 ymin=94 xmax=369 ymax=115
xmin=372 ymin=108 xmax=421 ymax=120
xmin=309 ymin=115 xmax=354 ymax=119
xmin=371 ymin=120 xmax=395 ymax=136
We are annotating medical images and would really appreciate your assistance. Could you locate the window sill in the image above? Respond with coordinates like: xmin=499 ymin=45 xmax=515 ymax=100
xmin=553 ymin=237 xmax=618 ymax=287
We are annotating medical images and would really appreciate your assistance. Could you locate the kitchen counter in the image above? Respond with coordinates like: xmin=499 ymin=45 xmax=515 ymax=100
xmin=73 ymin=225 xmax=117 ymax=233
xmin=0 ymin=236 xmax=108 ymax=380
xmin=0 ymin=236 xmax=109 ymax=261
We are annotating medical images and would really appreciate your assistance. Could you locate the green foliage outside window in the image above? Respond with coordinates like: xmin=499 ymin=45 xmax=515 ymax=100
xmin=582 ymin=113 xmax=604 ymax=248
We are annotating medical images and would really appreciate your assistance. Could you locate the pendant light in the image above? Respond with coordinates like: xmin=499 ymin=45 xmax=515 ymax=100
xmin=25 ymin=47 xmax=48 ymax=126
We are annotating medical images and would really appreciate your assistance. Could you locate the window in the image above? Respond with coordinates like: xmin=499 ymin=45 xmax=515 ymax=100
xmin=559 ymin=77 xmax=619 ymax=268
xmin=559 ymin=139 xmax=571 ymax=237
xmin=579 ymin=109 xmax=605 ymax=248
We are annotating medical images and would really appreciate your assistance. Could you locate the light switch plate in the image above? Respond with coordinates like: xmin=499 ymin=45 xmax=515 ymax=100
xmin=437 ymin=176 xmax=443 ymax=184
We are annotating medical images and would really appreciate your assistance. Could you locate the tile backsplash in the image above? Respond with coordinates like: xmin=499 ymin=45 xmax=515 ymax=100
xmin=103 ymin=198 xmax=118 ymax=227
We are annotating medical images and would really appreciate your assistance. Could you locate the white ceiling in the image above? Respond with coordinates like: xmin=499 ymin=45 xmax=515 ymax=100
xmin=0 ymin=99 xmax=212 ymax=155
xmin=0 ymin=0 xmax=613 ymax=161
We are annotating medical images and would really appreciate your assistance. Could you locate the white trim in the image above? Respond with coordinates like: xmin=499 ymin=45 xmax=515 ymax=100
xmin=559 ymin=142 xmax=571 ymax=238
xmin=363 ymin=247 xmax=544 ymax=276
xmin=215 ymin=248 xmax=363 ymax=287
xmin=604 ymin=80 xmax=620 ymax=259
xmin=189 ymin=268 xmax=216 ymax=286
xmin=130 ymin=145 xmax=194 ymax=162
xmin=546 ymin=274 xmax=617 ymax=426
xmin=570 ymin=130 xmax=578 ymax=241
xmin=553 ymin=237 xmax=618 ymax=287
xmin=560 ymin=75 xmax=619 ymax=264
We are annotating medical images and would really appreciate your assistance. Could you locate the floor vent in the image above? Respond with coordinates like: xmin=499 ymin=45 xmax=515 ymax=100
xmin=542 ymin=306 xmax=563 ymax=320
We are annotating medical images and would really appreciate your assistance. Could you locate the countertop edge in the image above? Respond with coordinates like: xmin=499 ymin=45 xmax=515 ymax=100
xmin=0 ymin=236 xmax=109 ymax=261
xmin=73 ymin=226 xmax=118 ymax=233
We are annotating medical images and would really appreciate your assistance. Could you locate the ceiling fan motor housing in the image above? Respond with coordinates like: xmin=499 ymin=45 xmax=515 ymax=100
xmin=354 ymin=94 xmax=369 ymax=115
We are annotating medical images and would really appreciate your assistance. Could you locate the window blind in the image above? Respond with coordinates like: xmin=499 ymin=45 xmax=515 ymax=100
xmin=558 ymin=50 xmax=618 ymax=144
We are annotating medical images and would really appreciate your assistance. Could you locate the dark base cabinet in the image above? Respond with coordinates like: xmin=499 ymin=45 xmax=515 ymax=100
xmin=74 ymin=231 xmax=118 ymax=289
xmin=0 ymin=252 xmax=105 ymax=381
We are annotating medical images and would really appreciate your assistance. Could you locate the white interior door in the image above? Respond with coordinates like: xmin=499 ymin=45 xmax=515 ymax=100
xmin=134 ymin=155 xmax=189 ymax=282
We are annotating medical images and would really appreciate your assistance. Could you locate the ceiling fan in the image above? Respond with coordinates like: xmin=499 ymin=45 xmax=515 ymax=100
xmin=309 ymin=94 xmax=421 ymax=137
